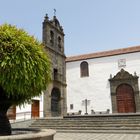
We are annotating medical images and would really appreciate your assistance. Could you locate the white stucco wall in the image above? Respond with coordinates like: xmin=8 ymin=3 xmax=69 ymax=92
xmin=16 ymin=94 xmax=44 ymax=120
xmin=66 ymin=52 xmax=140 ymax=114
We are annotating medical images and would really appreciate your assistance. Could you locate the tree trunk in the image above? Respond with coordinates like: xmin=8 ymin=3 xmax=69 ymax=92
xmin=0 ymin=87 xmax=12 ymax=135
xmin=0 ymin=109 xmax=11 ymax=135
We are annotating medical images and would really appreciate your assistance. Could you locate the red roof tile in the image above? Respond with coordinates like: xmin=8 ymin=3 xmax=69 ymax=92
xmin=66 ymin=45 xmax=140 ymax=62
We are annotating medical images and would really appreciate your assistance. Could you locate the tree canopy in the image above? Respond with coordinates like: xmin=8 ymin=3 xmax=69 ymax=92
xmin=0 ymin=24 xmax=51 ymax=105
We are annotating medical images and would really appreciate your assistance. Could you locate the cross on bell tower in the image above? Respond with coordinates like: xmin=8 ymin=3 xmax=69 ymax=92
xmin=54 ymin=9 xmax=56 ymax=16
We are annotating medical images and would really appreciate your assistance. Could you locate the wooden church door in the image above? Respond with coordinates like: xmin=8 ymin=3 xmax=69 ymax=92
xmin=31 ymin=100 xmax=40 ymax=118
xmin=116 ymin=84 xmax=136 ymax=113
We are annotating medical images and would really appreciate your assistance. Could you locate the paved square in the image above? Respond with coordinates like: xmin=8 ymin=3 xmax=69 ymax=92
xmin=54 ymin=133 xmax=140 ymax=140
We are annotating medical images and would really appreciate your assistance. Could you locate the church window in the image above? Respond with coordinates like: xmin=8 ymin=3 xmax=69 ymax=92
xmin=80 ymin=61 xmax=89 ymax=77
xmin=53 ymin=68 xmax=58 ymax=80
xmin=50 ymin=30 xmax=54 ymax=45
xmin=58 ymin=36 xmax=61 ymax=50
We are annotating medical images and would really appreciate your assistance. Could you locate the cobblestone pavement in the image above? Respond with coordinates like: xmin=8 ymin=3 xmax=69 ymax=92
xmin=54 ymin=132 xmax=140 ymax=140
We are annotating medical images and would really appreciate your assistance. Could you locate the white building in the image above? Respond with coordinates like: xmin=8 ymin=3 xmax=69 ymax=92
xmin=8 ymin=45 xmax=140 ymax=120
xmin=7 ymin=95 xmax=44 ymax=121
xmin=66 ymin=46 xmax=140 ymax=115
xmin=7 ymin=16 xmax=140 ymax=120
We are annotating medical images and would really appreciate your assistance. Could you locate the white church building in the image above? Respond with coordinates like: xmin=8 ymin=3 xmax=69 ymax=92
xmin=7 ymin=15 xmax=140 ymax=120
xmin=66 ymin=46 xmax=140 ymax=114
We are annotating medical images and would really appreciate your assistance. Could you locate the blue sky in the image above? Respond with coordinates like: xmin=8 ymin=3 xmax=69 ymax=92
xmin=1 ymin=0 xmax=140 ymax=56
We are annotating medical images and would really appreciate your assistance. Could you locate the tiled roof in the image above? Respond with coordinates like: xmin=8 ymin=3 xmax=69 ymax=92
xmin=66 ymin=45 xmax=140 ymax=62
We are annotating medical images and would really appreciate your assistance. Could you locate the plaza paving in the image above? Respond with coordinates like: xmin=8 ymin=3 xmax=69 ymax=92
xmin=54 ymin=132 xmax=140 ymax=140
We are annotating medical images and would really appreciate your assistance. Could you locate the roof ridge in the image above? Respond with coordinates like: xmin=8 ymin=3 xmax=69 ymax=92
xmin=66 ymin=45 xmax=140 ymax=62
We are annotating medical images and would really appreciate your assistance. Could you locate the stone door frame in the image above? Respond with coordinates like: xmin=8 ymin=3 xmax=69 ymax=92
xmin=109 ymin=69 xmax=140 ymax=113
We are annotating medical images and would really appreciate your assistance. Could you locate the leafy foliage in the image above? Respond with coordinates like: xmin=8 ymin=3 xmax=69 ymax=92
xmin=0 ymin=24 xmax=51 ymax=105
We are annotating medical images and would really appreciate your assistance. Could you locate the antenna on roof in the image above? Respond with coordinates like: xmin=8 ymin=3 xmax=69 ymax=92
xmin=54 ymin=9 xmax=56 ymax=16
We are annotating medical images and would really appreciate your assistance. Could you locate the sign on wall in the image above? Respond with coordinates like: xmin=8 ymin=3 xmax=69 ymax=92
xmin=118 ymin=59 xmax=126 ymax=68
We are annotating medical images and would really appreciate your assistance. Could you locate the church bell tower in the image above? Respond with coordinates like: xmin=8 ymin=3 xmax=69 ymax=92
xmin=42 ymin=14 xmax=67 ymax=117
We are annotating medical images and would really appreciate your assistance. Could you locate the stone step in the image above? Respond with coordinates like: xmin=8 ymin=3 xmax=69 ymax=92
xmin=29 ymin=114 xmax=140 ymax=133
xmin=42 ymin=116 xmax=140 ymax=119
xmin=56 ymin=129 xmax=140 ymax=134
xmin=38 ymin=117 xmax=140 ymax=121
xmin=30 ymin=126 xmax=140 ymax=130
xmin=31 ymin=119 xmax=140 ymax=123
xmin=33 ymin=119 xmax=140 ymax=123
xmin=37 ymin=117 xmax=140 ymax=120
xmin=32 ymin=121 xmax=140 ymax=126
xmin=30 ymin=123 xmax=140 ymax=127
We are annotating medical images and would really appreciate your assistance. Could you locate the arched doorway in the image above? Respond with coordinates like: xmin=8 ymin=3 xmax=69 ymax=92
xmin=109 ymin=69 xmax=140 ymax=113
xmin=116 ymin=84 xmax=136 ymax=113
xmin=51 ymin=88 xmax=61 ymax=116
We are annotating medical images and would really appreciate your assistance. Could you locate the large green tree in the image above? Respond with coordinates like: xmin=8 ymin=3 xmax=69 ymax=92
xmin=0 ymin=24 xmax=51 ymax=135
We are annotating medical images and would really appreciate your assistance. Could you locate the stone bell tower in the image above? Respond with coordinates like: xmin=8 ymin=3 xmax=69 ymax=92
xmin=42 ymin=14 xmax=67 ymax=117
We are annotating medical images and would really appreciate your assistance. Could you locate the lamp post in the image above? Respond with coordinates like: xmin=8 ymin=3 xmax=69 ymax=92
xmin=82 ymin=99 xmax=90 ymax=115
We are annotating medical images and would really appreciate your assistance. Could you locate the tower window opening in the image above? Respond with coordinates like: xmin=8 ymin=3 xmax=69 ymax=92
xmin=58 ymin=36 xmax=61 ymax=50
xmin=54 ymin=68 xmax=58 ymax=80
xmin=50 ymin=30 xmax=54 ymax=45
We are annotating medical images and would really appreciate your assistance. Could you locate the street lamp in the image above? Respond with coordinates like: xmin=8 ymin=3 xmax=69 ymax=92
xmin=82 ymin=99 xmax=90 ymax=115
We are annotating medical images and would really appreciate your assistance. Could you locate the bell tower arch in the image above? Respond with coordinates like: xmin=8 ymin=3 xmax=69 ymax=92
xmin=42 ymin=14 xmax=67 ymax=117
